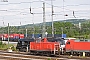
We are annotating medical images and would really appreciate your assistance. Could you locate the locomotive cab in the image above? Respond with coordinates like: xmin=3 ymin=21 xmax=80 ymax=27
xmin=47 ymin=37 xmax=65 ymax=54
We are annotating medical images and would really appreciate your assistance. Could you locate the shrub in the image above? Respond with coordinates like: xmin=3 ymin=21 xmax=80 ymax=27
xmin=0 ymin=42 xmax=2 ymax=45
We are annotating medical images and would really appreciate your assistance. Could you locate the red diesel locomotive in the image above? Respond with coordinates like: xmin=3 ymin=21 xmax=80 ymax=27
xmin=65 ymin=39 xmax=90 ymax=55
xmin=30 ymin=38 xmax=60 ymax=55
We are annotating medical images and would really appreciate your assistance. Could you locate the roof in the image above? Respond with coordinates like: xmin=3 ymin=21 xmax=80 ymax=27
xmin=64 ymin=38 xmax=76 ymax=40
xmin=18 ymin=38 xmax=34 ymax=42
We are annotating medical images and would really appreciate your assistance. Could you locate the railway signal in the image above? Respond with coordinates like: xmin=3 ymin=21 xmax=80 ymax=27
xmin=65 ymin=14 xmax=68 ymax=16
xmin=73 ymin=11 xmax=76 ymax=18
xmin=8 ymin=23 xmax=9 ymax=49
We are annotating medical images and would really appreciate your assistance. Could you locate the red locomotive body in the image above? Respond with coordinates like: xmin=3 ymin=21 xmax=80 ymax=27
xmin=30 ymin=38 xmax=60 ymax=55
xmin=65 ymin=39 xmax=90 ymax=55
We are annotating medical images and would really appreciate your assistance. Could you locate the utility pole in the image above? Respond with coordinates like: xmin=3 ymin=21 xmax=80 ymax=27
xmin=51 ymin=5 xmax=54 ymax=37
xmin=32 ymin=14 xmax=35 ymax=38
xmin=42 ymin=2 xmax=46 ymax=38
xmin=30 ymin=6 xmax=35 ymax=38
xmin=79 ymin=22 xmax=81 ymax=36
xmin=26 ymin=29 xmax=27 ymax=37
xmin=61 ymin=27 xmax=63 ymax=38
xmin=51 ymin=0 xmax=54 ymax=37
xmin=63 ymin=0 xmax=65 ymax=19
xmin=2 ymin=20 xmax=4 ymax=41
xmin=8 ymin=23 xmax=9 ymax=49
xmin=32 ymin=23 xmax=35 ymax=38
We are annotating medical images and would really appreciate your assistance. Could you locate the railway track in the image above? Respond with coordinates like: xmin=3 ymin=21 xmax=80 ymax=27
xmin=0 ymin=51 xmax=46 ymax=60
xmin=0 ymin=50 xmax=90 ymax=60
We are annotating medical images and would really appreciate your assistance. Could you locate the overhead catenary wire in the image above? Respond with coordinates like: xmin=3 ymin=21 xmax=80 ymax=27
xmin=0 ymin=0 xmax=90 ymax=26
xmin=0 ymin=0 xmax=89 ymax=14
xmin=0 ymin=0 xmax=90 ymax=11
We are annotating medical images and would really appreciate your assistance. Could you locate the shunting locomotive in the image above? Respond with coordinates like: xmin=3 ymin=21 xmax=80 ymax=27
xmin=30 ymin=38 xmax=60 ymax=55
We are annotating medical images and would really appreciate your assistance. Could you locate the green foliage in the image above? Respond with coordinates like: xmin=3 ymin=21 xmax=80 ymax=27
xmin=10 ymin=46 xmax=16 ymax=51
xmin=0 ymin=41 xmax=16 ymax=50
xmin=0 ymin=42 xmax=2 ymax=45
xmin=47 ymin=58 xmax=51 ymax=60
xmin=0 ymin=42 xmax=8 ymax=50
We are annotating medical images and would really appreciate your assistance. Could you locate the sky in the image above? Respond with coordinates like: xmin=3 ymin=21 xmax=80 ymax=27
xmin=0 ymin=0 xmax=90 ymax=26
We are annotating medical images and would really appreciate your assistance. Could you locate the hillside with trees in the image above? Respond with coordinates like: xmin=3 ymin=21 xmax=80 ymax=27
xmin=0 ymin=19 xmax=90 ymax=38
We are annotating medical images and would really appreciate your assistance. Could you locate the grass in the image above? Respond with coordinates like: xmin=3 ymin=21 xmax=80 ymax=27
xmin=0 ymin=41 xmax=16 ymax=51
xmin=47 ymin=58 xmax=51 ymax=60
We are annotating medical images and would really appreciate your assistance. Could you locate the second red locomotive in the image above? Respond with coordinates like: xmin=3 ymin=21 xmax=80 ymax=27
xmin=65 ymin=39 xmax=90 ymax=55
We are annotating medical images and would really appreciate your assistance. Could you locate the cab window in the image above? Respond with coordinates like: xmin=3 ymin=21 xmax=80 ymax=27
xmin=67 ymin=42 xmax=70 ymax=44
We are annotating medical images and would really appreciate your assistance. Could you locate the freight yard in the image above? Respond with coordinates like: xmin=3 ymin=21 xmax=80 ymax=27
xmin=0 ymin=0 xmax=90 ymax=60
xmin=1 ymin=37 xmax=90 ymax=60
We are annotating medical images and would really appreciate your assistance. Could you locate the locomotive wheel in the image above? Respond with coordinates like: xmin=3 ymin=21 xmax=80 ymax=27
xmin=46 ymin=52 xmax=50 ymax=56
xmin=70 ymin=50 xmax=73 ymax=55
xmin=19 ymin=49 xmax=22 ymax=52
xmin=58 ymin=48 xmax=60 ymax=56
xmin=29 ymin=51 xmax=32 ymax=54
